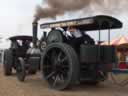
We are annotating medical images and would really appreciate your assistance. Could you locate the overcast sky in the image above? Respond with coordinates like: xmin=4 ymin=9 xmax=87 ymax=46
xmin=0 ymin=0 xmax=42 ymax=38
xmin=0 ymin=0 xmax=128 ymax=48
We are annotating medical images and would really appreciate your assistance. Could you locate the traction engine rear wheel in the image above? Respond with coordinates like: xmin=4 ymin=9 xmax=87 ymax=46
xmin=3 ymin=49 xmax=13 ymax=76
xmin=41 ymin=43 xmax=79 ymax=90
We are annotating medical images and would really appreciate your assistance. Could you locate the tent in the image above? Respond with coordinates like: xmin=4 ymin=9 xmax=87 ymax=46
xmin=111 ymin=36 xmax=128 ymax=46
xmin=101 ymin=36 xmax=128 ymax=69
xmin=112 ymin=36 xmax=128 ymax=69
xmin=101 ymin=36 xmax=128 ymax=46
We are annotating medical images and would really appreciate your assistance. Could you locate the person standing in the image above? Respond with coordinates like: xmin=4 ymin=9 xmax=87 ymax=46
xmin=65 ymin=26 xmax=95 ymax=45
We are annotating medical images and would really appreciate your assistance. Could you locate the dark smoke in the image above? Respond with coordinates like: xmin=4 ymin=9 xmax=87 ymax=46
xmin=35 ymin=0 xmax=128 ymax=19
xmin=35 ymin=0 xmax=91 ymax=18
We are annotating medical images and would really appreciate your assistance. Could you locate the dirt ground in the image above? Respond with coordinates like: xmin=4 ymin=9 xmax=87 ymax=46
xmin=0 ymin=64 xmax=128 ymax=96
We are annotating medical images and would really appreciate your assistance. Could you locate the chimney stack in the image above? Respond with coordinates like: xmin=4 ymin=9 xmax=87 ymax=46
xmin=32 ymin=17 xmax=40 ymax=48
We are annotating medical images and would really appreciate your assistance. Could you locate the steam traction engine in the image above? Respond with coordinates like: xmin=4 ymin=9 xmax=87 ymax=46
xmin=3 ymin=15 xmax=123 ymax=90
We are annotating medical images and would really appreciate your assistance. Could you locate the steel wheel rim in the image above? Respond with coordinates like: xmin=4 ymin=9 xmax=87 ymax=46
xmin=43 ymin=47 xmax=71 ymax=89
xmin=16 ymin=59 xmax=25 ymax=81
xmin=17 ymin=63 xmax=22 ymax=74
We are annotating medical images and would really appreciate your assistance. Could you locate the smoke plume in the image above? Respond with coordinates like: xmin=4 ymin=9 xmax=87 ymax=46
xmin=35 ymin=0 xmax=91 ymax=18
xmin=35 ymin=0 xmax=128 ymax=19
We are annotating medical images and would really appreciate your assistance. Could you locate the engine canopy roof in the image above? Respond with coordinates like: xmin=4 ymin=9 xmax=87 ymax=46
xmin=40 ymin=15 xmax=123 ymax=31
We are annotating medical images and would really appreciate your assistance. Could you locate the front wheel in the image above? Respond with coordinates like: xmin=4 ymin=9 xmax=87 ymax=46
xmin=41 ymin=43 xmax=80 ymax=90
xmin=3 ymin=49 xmax=13 ymax=76
xmin=16 ymin=58 xmax=26 ymax=82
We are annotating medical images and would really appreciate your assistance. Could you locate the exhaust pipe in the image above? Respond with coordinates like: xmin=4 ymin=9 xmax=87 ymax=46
xmin=32 ymin=21 xmax=38 ymax=47
xmin=32 ymin=17 xmax=39 ymax=48
xmin=43 ymin=31 xmax=47 ymax=41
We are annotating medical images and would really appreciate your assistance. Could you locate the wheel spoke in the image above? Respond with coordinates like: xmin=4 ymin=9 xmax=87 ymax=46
xmin=60 ymin=74 xmax=65 ymax=82
xmin=60 ymin=70 xmax=68 ymax=77
xmin=51 ymin=51 xmax=57 ymax=63
xmin=60 ymin=56 xmax=69 ymax=69
xmin=53 ymin=75 xmax=58 ymax=87
xmin=57 ymin=74 xmax=61 ymax=81
xmin=61 ymin=56 xmax=68 ymax=63
xmin=46 ymin=72 xmax=55 ymax=80
xmin=57 ymin=51 xmax=63 ymax=62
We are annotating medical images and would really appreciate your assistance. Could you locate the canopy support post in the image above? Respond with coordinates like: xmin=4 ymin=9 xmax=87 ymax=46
xmin=98 ymin=22 xmax=102 ymax=45
xmin=108 ymin=22 xmax=112 ymax=45
xmin=108 ymin=28 xmax=110 ymax=45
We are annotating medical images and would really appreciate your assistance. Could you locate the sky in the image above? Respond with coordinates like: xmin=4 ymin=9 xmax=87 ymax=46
xmin=0 ymin=0 xmax=42 ymax=48
xmin=0 ymin=0 xmax=128 ymax=48
xmin=0 ymin=0 xmax=41 ymax=37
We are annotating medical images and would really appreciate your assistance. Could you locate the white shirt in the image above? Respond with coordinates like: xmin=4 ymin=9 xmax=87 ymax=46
xmin=65 ymin=29 xmax=82 ymax=38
